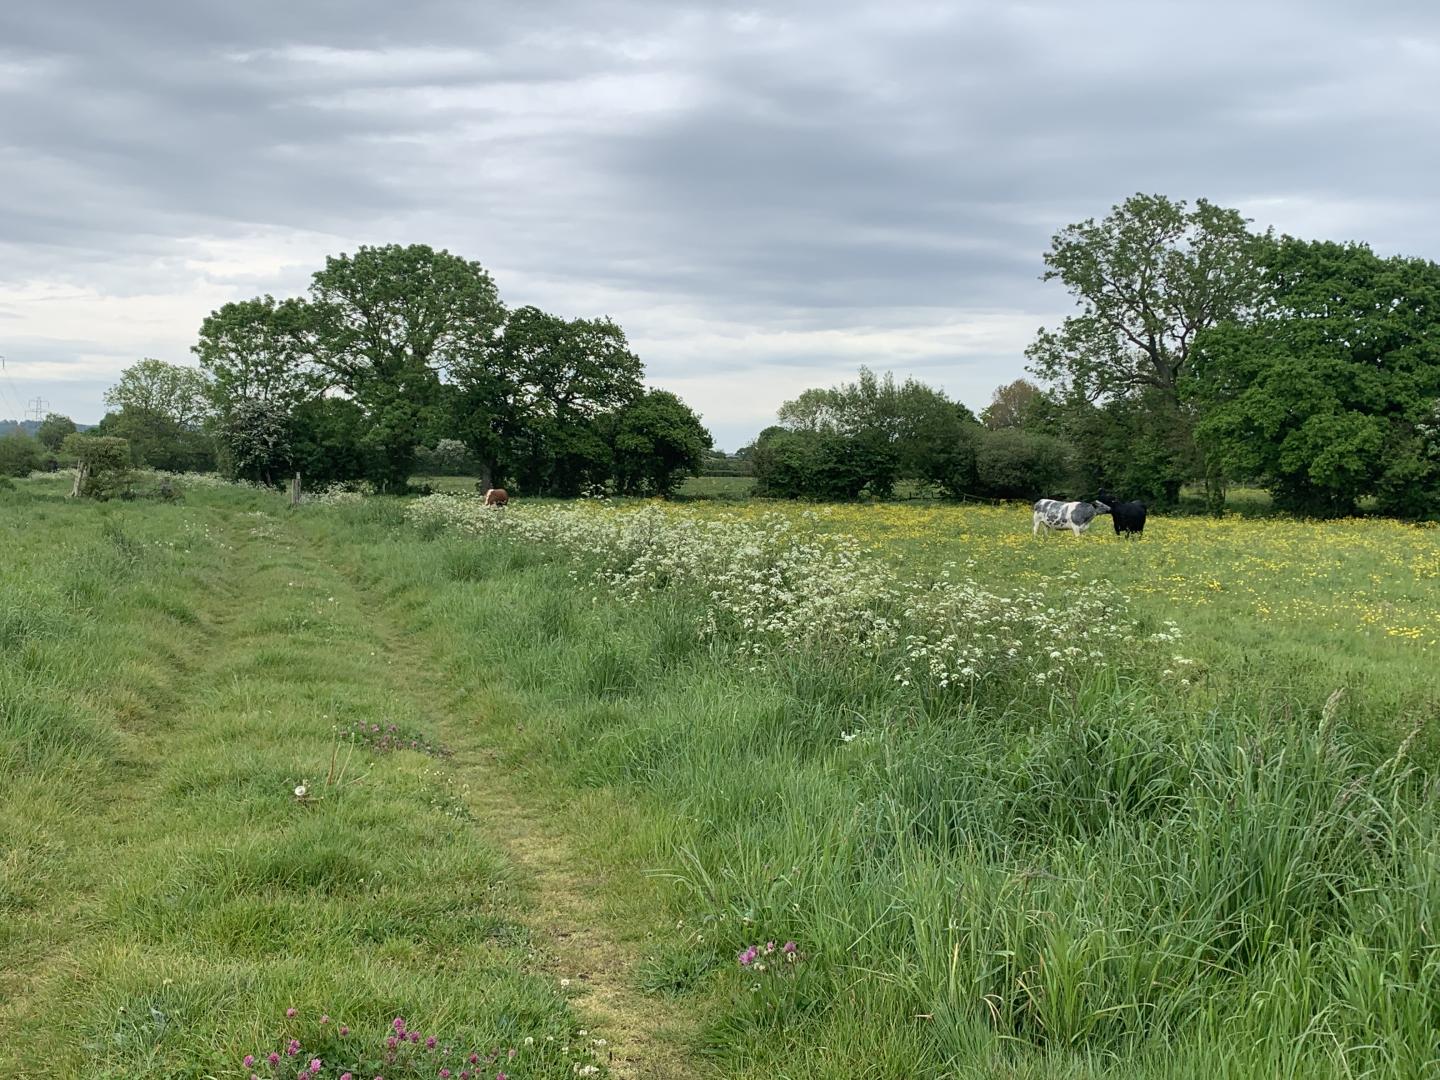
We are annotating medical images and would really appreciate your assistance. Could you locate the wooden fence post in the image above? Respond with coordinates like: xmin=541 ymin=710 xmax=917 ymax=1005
xmin=290 ymin=473 xmax=302 ymax=507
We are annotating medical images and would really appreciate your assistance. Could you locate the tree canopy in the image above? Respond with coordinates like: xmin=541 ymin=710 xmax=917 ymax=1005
xmin=1191 ymin=237 xmax=1440 ymax=516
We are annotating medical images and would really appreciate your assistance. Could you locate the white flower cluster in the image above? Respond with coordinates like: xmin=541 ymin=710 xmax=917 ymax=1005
xmin=404 ymin=496 xmax=1171 ymax=691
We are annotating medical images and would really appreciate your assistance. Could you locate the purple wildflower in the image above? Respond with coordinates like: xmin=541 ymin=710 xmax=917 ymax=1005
xmin=310 ymin=1059 xmax=323 ymax=1071
xmin=782 ymin=941 xmax=797 ymax=955
xmin=427 ymin=1036 xmax=438 ymax=1049
xmin=286 ymin=1007 xmax=298 ymax=1018
xmin=244 ymin=1055 xmax=255 ymax=1068
xmin=269 ymin=1052 xmax=281 ymax=1065
xmin=340 ymin=1026 xmax=350 ymax=1036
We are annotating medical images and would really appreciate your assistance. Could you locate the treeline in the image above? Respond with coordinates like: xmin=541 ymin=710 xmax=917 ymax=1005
xmin=752 ymin=194 xmax=1440 ymax=516
xmin=5 ymin=245 xmax=713 ymax=496
xmin=744 ymin=369 xmax=1070 ymax=500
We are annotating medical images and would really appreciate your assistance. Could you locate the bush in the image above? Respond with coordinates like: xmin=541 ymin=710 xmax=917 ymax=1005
xmin=0 ymin=434 xmax=42 ymax=478
xmin=62 ymin=434 xmax=134 ymax=499
xmin=752 ymin=429 xmax=893 ymax=500
xmin=973 ymin=428 xmax=1074 ymax=499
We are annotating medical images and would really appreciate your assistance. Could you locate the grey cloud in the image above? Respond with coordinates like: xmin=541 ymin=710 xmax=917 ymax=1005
xmin=1 ymin=0 xmax=1438 ymax=438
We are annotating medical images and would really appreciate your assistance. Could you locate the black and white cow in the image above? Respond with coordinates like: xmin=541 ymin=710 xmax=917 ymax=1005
xmin=1032 ymin=498 xmax=1111 ymax=537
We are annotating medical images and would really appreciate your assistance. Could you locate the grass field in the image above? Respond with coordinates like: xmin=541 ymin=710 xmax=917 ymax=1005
xmin=3 ymin=477 xmax=1438 ymax=1078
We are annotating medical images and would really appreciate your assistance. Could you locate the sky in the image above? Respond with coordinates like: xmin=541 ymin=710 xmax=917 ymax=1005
xmin=2 ymin=1 xmax=1438 ymax=450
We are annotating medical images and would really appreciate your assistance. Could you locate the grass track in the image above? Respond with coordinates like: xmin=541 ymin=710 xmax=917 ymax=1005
xmin=0 ymin=481 xmax=655 ymax=1078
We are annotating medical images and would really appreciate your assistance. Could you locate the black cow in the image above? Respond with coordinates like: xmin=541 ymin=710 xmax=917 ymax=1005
xmin=1096 ymin=490 xmax=1147 ymax=537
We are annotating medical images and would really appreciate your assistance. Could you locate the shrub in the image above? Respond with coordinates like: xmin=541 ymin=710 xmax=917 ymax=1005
xmin=0 ymin=434 xmax=42 ymax=478
xmin=62 ymin=434 xmax=134 ymax=499
xmin=973 ymin=428 xmax=1074 ymax=499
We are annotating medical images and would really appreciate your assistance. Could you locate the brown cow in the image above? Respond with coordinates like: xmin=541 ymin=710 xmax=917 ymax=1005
xmin=483 ymin=487 xmax=509 ymax=508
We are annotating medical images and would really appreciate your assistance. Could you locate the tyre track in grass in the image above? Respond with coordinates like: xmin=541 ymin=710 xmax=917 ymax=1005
xmin=310 ymin=525 xmax=702 ymax=1080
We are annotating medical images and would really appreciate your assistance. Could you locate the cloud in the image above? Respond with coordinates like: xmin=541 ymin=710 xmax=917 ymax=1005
xmin=1 ymin=0 xmax=1438 ymax=448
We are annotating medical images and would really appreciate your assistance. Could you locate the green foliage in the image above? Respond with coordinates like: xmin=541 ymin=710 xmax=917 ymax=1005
xmin=194 ymin=294 xmax=320 ymax=412
xmin=104 ymin=358 xmax=211 ymax=428
xmin=972 ymin=427 xmax=1074 ymax=498
xmin=769 ymin=368 xmax=985 ymax=499
xmin=1192 ymin=238 xmax=1440 ymax=517
xmin=35 ymin=412 xmax=77 ymax=452
xmin=1028 ymin=193 xmax=1266 ymax=402
xmin=980 ymin=378 xmax=1046 ymax=430
xmin=481 ymin=305 xmax=647 ymax=495
xmin=63 ymin=434 xmax=133 ymax=498
xmin=93 ymin=408 xmax=216 ymax=473
xmin=608 ymin=389 xmax=713 ymax=496
xmin=0 ymin=433 xmax=42 ymax=477
xmin=309 ymin=244 xmax=506 ymax=493
xmin=288 ymin=396 xmax=373 ymax=487
xmin=216 ymin=398 xmax=293 ymax=486
xmin=413 ymin=438 xmax=475 ymax=477
xmin=751 ymin=428 xmax=882 ymax=500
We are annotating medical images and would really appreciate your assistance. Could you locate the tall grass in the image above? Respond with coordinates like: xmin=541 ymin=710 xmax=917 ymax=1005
xmin=340 ymin=499 xmax=1440 ymax=1079
xmin=0 ymin=479 xmax=601 ymax=1078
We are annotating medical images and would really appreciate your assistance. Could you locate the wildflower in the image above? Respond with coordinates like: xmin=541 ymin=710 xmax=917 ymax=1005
xmin=394 ymin=1017 xmax=406 ymax=1032
xmin=294 ymin=785 xmax=307 ymax=799
xmin=439 ymin=1071 xmax=451 ymax=1079
xmin=427 ymin=1036 xmax=438 ymax=1049
xmin=320 ymin=1015 xmax=329 ymax=1025
xmin=244 ymin=1056 xmax=255 ymax=1068
xmin=340 ymin=1026 xmax=350 ymax=1036
xmin=311 ymin=1059 xmax=322 ymax=1071
xmin=782 ymin=941 xmax=797 ymax=955
xmin=270 ymin=1053 xmax=281 ymax=1065
xmin=286 ymin=1007 xmax=298 ymax=1018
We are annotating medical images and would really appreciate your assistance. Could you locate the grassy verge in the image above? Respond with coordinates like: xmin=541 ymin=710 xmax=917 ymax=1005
xmin=0 ymin=479 xmax=604 ymax=1078
xmin=327 ymin=497 xmax=1440 ymax=1080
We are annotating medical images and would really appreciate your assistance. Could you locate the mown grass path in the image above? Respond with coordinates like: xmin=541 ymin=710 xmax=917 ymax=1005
xmin=1 ymin=488 xmax=692 ymax=1078
xmin=314 ymin=525 xmax=698 ymax=1080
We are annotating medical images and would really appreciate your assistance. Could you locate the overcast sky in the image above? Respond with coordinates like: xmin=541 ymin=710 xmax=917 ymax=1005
xmin=2 ymin=1 xmax=1438 ymax=448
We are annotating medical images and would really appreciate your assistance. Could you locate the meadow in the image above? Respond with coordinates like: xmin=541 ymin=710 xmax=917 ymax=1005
xmin=2 ymin=476 xmax=1437 ymax=1078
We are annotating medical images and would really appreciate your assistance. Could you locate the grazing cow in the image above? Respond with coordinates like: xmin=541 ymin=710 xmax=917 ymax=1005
xmin=1032 ymin=498 xmax=1110 ymax=537
xmin=483 ymin=487 xmax=509 ymax=508
xmin=1096 ymin=489 xmax=1147 ymax=537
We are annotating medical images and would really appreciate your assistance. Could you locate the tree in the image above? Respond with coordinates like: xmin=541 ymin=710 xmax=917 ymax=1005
xmin=777 ymin=368 xmax=978 ymax=494
xmin=980 ymin=379 xmax=1045 ymax=430
xmin=1028 ymin=194 xmax=1266 ymax=401
xmin=1192 ymin=237 xmax=1440 ymax=517
xmin=36 ymin=413 xmax=77 ymax=452
xmin=216 ymin=399 xmax=293 ymax=486
xmin=1027 ymin=194 xmax=1267 ymax=504
xmin=308 ymin=244 xmax=506 ymax=493
xmin=194 ymin=295 xmax=320 ymax=413
xmin=103 ymin=358 xmax=211 ymax=428
xmin=607 ymin=390 xmax=713 ymax=496
xmin=484 ymin=305 xmax=645 ymax=495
